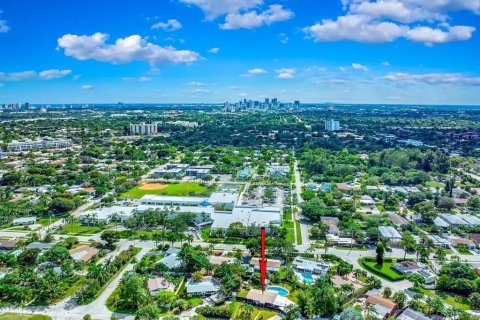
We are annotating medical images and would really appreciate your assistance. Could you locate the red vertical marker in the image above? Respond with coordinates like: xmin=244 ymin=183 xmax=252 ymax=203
xmin=260 ymin=227 xmax=267 ymax=292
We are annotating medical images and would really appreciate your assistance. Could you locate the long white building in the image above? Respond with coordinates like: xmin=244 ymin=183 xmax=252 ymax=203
xmin=6 ymin=138 xmax=71 ymax=152
xmin=130 ymin=122 xmax=158 ymax=136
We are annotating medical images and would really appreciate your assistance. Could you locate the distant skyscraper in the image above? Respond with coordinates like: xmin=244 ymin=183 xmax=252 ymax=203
xmin=325 ymin=119 xmax=340 ymax=132
xmin=294 ymin=100 xmax=300 ymax=108
xmin=130 ymin=122 xmax=158 ymax=136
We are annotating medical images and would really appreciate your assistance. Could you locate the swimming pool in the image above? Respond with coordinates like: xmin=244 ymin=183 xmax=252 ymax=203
xmin=266 ymin=285 xmax=289 ymax=296
xmin=301 ymin=273 xmax=314 ymax=283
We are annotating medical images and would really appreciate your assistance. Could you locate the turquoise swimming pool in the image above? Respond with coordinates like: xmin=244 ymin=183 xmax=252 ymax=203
xmin=301 ymin=273 xmax=314 ymax=283
xmin=266 ymin=285 xmax=289 ymax=296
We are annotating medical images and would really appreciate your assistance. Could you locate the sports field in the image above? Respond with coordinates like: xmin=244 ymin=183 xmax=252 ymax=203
xmin=120 ymin=182 xmax=214 ymax=199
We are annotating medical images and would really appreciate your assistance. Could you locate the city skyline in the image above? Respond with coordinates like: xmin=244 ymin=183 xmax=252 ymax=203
xmin=0 ymin=0 xmax=479 ymax=104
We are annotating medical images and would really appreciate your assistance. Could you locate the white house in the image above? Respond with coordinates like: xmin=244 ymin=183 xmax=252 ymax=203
xmin=12 ymin=217 xmax=37 ymax=226
xmin=379 ymin=226 xmax=402 ymax=243
xmin=186 ymin=277 xmax=221 ymax=296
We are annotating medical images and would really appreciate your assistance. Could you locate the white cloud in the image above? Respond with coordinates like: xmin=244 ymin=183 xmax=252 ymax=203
xmin=249 ymin=68 xmax=267 ymax=75
xmin=303 ymin=0 xmax=477 ymax=45
xmin=190 ymin=88 xmax=211 ymax=94
xmin=382 ymin=61 xmax=390 ymax=66
xmin=276 ymin=68 xmax=296 ymax=79
xmin=384 ymin=72 xmax=480 ymax=85
xmin=81 ymin=85 xmax=94 ymax=90
xmin=406 ymin=25 xmax=475 ymax=45
xmin=352 ymin=63 xmax=369 ymax=71
xmin=208 ymin=47 xmax=220 ymax=53
xmin=57 ymin=32 xmax=200 ymax=65
xmin=178 ymin=0 xmax=263 ymax=19
xmin=303 ymin=14 xmax=407 ymax=43
xmin=0 ymin=69 xmax=72 ymax=81
xmin=186 ymin=81 xmax=206 ymax=86
xmin=73 ymin=74 xmax=82 ymax=80
xmin=139 ymin=76 xmax=152 ymax=82
xmin=220 ymin=5 xmax=293 ymax=29
xmin=339 ymin=66 xmax=347 ymax=72
xmin=279 ymin=33 xmax=289 ymax=44
xmin=38 ymin=69 xmax=72 ymax=80
xmin=152 ymin=19 xmax=182 ymax=32
xmin=0 ymin=20 xmax=9 ymax=33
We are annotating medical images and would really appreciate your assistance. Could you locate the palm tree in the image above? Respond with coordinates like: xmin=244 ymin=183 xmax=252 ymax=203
xmin=186 ymin=234 xmax=194 ymax=244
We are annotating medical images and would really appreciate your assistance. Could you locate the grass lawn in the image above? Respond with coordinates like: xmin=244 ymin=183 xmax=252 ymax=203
xmin=457 ymin=248 xmax=473 ymax=255
xmin=120 ymin=182 xmax=214 ymax=199
xmin=358 ymin=258 xmax=404 ymax=281
xmin=426 ymin=181 xmax=445 ymax=188
xmin=0 ymin=314 xmax=51 ymax=320
xmin=295 ymin=221 xmax=302 ymax=245
xmin=283 ymin=210 xmax=292 ymax=221
xmin=413 ymin=287 xmax=470 ymax=311
xmin=285 ymin=227 xmax=295 ymax=244
xmin=231 ymin=302 xmax=277 ymax=320
xmin=58 ymin=222 xmax=105 ymax=235
xmin=183 ymin=296 xmax=203 ymax=307
xmin=37 ymin=217 xmax=61 ymax=226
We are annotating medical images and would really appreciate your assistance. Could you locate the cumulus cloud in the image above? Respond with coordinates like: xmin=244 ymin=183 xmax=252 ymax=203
xmin=0 ymin=20 xmax=9 ymax=33
xmin=279 ymin=33 xmax=289 ymax=44
xmin=81 ymin=85 xmax=94 ymax=90
xmin=186 ymin=81 xmax=206 ymax=86
xmin=406 ymin=25 xmax=475 ymax=45
xmin=384 ymin=72 xmax=480 ymax=85
xmin=241 ymin=68 xmax=267 ymax=77
xmin=139 ymin=76 xmax=152 ymax=82
xmin=0 ymin=69 xmax=72 ymax=81
xmin=276 ymin=68 xmax=296 ymax=79
xmin=304 ymin=14 xmax=408 ymax=43
xmin=178 ymin=0 xmax=263 ymax=19
xmin=152 ymin=19 xmax=182 ymax=31
xmin=57 ymin=32 xmax=200 ymax=65
xmin=352 ymin=63 xmax=369 ymax=71
xmin=303 ymin=0 xmax=477 ymax=45
xmin=208 ymin=47 xmax=220 ymax=53
xmin=220 ymin=5 xmax=293 ymax=29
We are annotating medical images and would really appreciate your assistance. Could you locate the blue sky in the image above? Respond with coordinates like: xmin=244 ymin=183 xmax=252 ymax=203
xmin=0 ymin=0 xmax=479 ymax=104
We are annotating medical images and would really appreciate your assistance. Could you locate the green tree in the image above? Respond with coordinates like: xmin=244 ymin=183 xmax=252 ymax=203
xmin=339 ymin=307 xmax=364 ymax=320
xmin=135 ymin=304 xmax=161 ymax=320
xmin=376 ymin=242 xmax=385 ymax=265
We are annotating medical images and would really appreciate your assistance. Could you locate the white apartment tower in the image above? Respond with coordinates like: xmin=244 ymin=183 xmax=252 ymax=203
xmin=130 ymin=122 xmax=158 ymax=136
xmin=325 ymin=119 xmax=340 ymax=132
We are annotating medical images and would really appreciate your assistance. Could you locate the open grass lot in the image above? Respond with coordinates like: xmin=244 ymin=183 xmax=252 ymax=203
xmin=413 ymin=287 xmax=470 ymax=311
xmin=426 ymin=181 xmax=445 ymax=189
xmin=58 ymin=222 xmax=106 ymax=235
xmin=358 ymin=258 xmax=404 ymax=281
xmin=120 ymin=182 xmax=214 ymax=199
xmin=230 ymin=302 xmax=277 ymax=320
xmin=0 ymin=313 xmax=51 ymax=320
xmin=295 ymin=221 xmax=302 ymax=245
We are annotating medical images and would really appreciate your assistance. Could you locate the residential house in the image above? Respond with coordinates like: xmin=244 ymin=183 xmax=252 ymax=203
xmin=397 ymin=308 xmax=430 ymax=320
xmin=321 ymin=217 xmax=340 ymax=236
xmin=448 ymin=237 xmax=477 ymax=250
xmin=365 ymin=295 xmax=398 ymax=319
xmin=148 ymin=277 xmax=174 ymax=296
xmin=12 ymin=217 xmax=37 ymax=226
xmin=250 ymin=257 xmax=281 ymax=272
xmin=379 ymin=226 xmax=402 ymax=243
xmin=208 ymin=255 xmax=236 ymax=266
xmin=237 ymin=167 xmax=254 ymax=180
xmin=25 ymin=242 xmax=53 ymax=251
xmin=292 ymin=257 xmax=330 ymax=276
xmin=186 ymin=277 xmax=221 ymax=296
xmin=69 ymin=245 xmax=99 ymax=262
xmin=0 ymin=239 xmax=19 ymax=250
xmin=158 ymin=248 xmax=182 ymax=270
xmin=388 ymin=213 xmax=408 ymax=227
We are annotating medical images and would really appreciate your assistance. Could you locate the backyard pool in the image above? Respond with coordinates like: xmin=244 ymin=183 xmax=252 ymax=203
xmin=266 ymin=285 xmax=289 ymax=296
xmin=301 ymin=273 xmax=314 ymax=283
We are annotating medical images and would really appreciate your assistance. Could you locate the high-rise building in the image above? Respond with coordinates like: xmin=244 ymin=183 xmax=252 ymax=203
xmin=325 ymin=120 xmax=340 ymax=132
xmin=130 ymin=122 xmax=158 ymax=136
